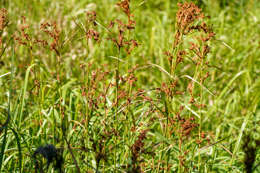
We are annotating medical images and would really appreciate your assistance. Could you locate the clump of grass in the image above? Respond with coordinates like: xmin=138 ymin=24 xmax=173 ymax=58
xmin=0 ymin=0 xmax=259 ymax=172
xmin=107 ymin=0 xmax=139 ymax=120
xmin=155 ymin=2 xmax=215 ymax=171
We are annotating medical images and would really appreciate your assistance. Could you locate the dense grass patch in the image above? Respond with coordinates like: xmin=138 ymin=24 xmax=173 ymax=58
xmin=0 ymin=0 xmax=259 ymax=172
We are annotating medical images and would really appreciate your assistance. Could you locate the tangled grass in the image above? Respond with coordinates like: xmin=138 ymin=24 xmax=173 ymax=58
xmin=0 ymin=0 xmax=260 ymax=172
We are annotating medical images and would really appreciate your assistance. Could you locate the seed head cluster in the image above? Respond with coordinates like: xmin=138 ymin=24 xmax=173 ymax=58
xmin=0 ymin=8 xmax=8 ymax=46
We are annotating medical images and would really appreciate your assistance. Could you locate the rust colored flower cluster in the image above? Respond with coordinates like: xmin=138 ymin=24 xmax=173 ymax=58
xmin=108 ymin=19 xmax=138 ymax=54
xmin=159 ymin=79 xmax=183 ymax=98
xmin=179 ymin=117 xmax=198 ymax=137
xmin=0 ymin=8 xmax=7 ymax=30
xmin=13 ymin=16 xmax=48 ymax=49
xmin=117 ymin=0 xmax=130 ymax=17
xmin=172 ymin=2 xmax=214 ymax=105
xmin=174 ymin=2 xmax=214 ymax=48
xmin=86 ymin=11 xmax=100 ymax=42
xmin=86 ymin=11 xmax=96 ymax=25
xmin=131 ymin=130 xmax=148 ymax=157
xmin=156 ymin=3 xmax=215 ymax=170
xmin=0 ymin=8 xmax=7 ymax=47
xmin=111 ymin=66 xmax=139 ymax=107
xmin=0 ymin=8 xmax=7 ymax=36
xmin=40 ymin=21 xmax=61 ymax=56
xmin=108 ymin=0 xmax=138 ymax=54
xmin=13 ymin=16 xmax=32 ymax=48
xmin=130 ymin=129 xmax=149 ymax=172
xmin=117 ymin=0 xmax=135 ymax=29
xmin=176 ymin=2 xmax=204 ymax=33
xmin=81 ymin=65 xmax=111 ymax=110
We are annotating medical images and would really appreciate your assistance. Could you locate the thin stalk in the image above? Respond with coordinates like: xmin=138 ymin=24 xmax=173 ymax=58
xmin=170 ymin=30 xmax=183 ymax=77
xmin=177 ymin=127 xmax=182 ymax=173
xmin=114 ymin=46 xmax=121 ymax=172
xmin=64 ymin=136 xmax=81 ymax=173
xmin=197 ymin=48 xmax=205 ymax=171
xmin=115 ymin=47 xmax=120 ymax=120
xmin=171 ymin=29 xmax=184 ymax=173
xmin=198 ymin=67 xmax=203 ymax=171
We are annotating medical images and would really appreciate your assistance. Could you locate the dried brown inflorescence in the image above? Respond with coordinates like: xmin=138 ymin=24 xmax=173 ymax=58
xmin=117 ymin=0 xmax=131 ymax=18
xmin=107 ymin=0 xmax=138 ymax=54
xmin=129 ymin=129 xmax=149 ymax=172
xmin=172 ymin=2 xmax=215 ymax=107
xmin=163 ymin=2 xmax=215 ymax=106
xmin=85 ymin=11 xmax=100 ymax=42
xmin=159 ymin=79 xmax=183 ymax=98
xmin=157 ymin=2 xmax=215 ymax=170
xmin=173 ymin=2 xmax=213 ymax=48
xmin=13 ymin=16 xmax=32 ymax=48
xmin=0 ymin=8 xmax=8 ymax=30
xmin=0 ymin=8 xmax=8 ymax=47
xmin=80 ymin=65 xmax=111 ymax=111
xmin=117 ymin=0 xmax=135 ymax=30
xmin=108 ymin=19 xmax=138 ymax=54
xmin=176 ymin=2 xmax=204 ymax=33
xmin=40 ymin=21 xmax=61 ymax=56
xmin=179 ymin=117 xmax=198 ymax=137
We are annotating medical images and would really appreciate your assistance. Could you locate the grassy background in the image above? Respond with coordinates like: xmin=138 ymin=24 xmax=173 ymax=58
xmin=0 ymin=0 xmax=260 ymax=172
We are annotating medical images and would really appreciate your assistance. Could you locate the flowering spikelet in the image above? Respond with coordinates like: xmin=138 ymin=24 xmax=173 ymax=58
xmin=86 ymin=11 xmax=100 ymax=42
xmin=0 ymin=8 xmax=7 ymax=30
xmin=0 ymin=8 xmax=7 ymax=47
xmin=40 ymin=21 xmax=61 ymax=56
xmin=117 ymin=0 xmax=131 ymax=18
xmin=176 ymin=2 xmax=204 ymax=32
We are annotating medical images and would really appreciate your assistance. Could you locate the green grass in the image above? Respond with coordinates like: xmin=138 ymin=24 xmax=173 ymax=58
xmin=0 ymin=0 xmax=260 ymax=172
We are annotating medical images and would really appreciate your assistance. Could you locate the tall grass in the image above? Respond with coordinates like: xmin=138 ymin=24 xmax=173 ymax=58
xmin=0 ymin=0 xmax=259 ymax=172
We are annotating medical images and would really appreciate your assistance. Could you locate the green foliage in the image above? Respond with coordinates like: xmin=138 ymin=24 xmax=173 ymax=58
xmin=0 ymin=0 xmax=259 ymax=172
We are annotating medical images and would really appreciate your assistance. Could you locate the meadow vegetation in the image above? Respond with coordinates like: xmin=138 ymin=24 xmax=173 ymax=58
xmin=0 ymin=0 xmax=260 ymax=172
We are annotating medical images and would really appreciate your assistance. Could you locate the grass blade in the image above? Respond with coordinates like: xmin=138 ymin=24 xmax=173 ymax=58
xmin=0 ymin=126 xmax=8 ymax=172
xmin=18 ymin=64 xmax=36 ymax=127
xmin=9 ymin=128 xmax=22 ymax=173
